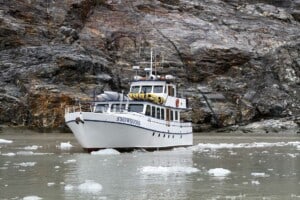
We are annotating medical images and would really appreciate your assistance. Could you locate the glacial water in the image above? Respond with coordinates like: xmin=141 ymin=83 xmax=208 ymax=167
xmin=0 ymin=131 xmax=299 ymax=200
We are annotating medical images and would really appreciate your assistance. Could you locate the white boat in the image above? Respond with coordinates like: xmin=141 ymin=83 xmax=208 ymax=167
xmin=65 ymin=51 xmax=193 ymax=151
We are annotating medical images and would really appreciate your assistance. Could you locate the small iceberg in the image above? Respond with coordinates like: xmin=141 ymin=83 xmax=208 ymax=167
xmin=78 ymin=180 xmax=103 ymax=193
xmin=0 ymin=139 xmax=13 ymax=144
xmin=22 ymin=196 xmax=43 ymax=200
xmin=58 ymin=142 xmax=73 ymax=150
xmin=91 ymin=148 xmax=120 ymax=155
xmin=208 ymin=168 xmax=231 ymax=177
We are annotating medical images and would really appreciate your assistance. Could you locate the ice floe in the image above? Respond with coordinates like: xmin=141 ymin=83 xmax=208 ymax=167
xmin=208 ymin=168 xmax=231 ymax=177
xmin=78 ymin=180 xmax=103 ymax=193
xmin=24 ymin=145 xmax=41 ymax=150
xmin=16 ymin=162 xmax=36 ymax=167
xmin=0 ymin=139 xmax=13 ymax=144
xmin=64 ymin=159 xmax=76 ymax=164
xmin=190 ymin=141 xmax=300 ymax=151
xmin=58 ymin=142 xmax=73 ymax=150
xmin=139 ymin=166 xmax=199 ymax=175
xmin=64 ymin=184 xmax=74 ymax=191
xmin=22 ymin=195 xmax=43 ymax=200
xmin=91 ymin=148 xmax=120 ymax=155
xmin=64 ymin=180 xmax=103 ymax=194
xmin=15 ymin=151 xmax=53 ymax=156
xmin=2 ymin=152 xmax=16 ymax=156
xmin=251 ymin=172 xmax=270 ymax=177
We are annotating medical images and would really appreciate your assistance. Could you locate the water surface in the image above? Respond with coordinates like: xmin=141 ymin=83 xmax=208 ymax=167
xmin=0 ymin=131 xmax=299 ymax=199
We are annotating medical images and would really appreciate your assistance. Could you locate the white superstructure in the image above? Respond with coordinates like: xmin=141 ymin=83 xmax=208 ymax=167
xmin=65 ymin=52 xmax=193 ymax=151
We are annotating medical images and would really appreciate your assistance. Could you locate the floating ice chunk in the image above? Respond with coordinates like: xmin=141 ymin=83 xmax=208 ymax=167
xmin=287 ymin=153 xmax=298 ymax=158
xmin=208 ymin=168 xmax=231 ymax=177
xmin=251 ymin=180 xmax=260 ymax=185
xmin=140 ymin=166 xmax=199 ymax=175
xmin=64 ymin=159 xmax=76 ymax=164
xmin=16 ymin=162 xmax=36 ymax=167
xmin=91 ymin=149 xmax=120 ymax=155
xmin=47 ymin=182 xmax=55 ymax=187
xmin=23 ymin=195 xmax=43 ymax=200
xmin=24 ymin=145 xmax=41 ymax=150
xmin=78 ymin=180 xmax=103 ymax=193
xmin=64 ymin=184 xmax=74 ymax=191
xmin=2 ymin=152 xmax=16 ymax=156
xmin=17 ymin=151 xmax=34 ymax=155
xmin=58 ymin=142 xmax=73 ymax=150
xmin=0 ymin=139 xmax=13 ymax=144
xmin=251 ymin=172 xmax=269 ymax=177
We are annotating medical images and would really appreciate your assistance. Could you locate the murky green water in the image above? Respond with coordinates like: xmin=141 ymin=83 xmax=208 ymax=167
xmin=0 ymin=131 xmax=299 ymax=200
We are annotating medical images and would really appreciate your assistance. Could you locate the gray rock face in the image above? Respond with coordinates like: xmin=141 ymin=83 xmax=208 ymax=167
xmin=0 ymin=0 xmax=299 ymax=132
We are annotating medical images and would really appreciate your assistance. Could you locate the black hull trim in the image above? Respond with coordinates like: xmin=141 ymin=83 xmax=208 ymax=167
xmin=83 ymin=145 xmax=192 ymax=153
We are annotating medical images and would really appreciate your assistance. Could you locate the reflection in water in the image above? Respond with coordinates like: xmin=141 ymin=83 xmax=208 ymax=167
xmin=64 ymin=150 xmax=195 ymax=200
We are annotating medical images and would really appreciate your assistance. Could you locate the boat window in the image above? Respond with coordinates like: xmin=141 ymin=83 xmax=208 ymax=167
xmin=170 ymin=110 xmax=174 ymax=121
xmin=161 ymin=108 xmax=165 ymax=120
xmin=157 ymin=107 xmax=161 ymax=119
xmin=111 ymin=104 xmax=125 ymax=112
xmin=141 ymin=86 xmax=152 ymax=93
xmin=151 ymin=106 xmax=156 ymax=118
xmin=95 ymin=104 xmax=108 ymax=113
xmin=131 ymin=86 xmax=140 ymax=93
xmin=128 ymin=104 xmax=144 ymax=113
xmin=145 ymin=105 xmax=151 ymax=116
xmin=153 ymin=85 xmax=163 ymax=93
xmin=174 ymin=111 xmax=178 ymax=121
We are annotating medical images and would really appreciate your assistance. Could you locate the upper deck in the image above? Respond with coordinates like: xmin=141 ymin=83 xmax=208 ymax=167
xmin=128 ymin=79 xmax=187 ymax=109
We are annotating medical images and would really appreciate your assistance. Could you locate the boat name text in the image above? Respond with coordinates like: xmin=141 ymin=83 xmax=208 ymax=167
xmin=117 ymin=117 xmax=141 ymax=126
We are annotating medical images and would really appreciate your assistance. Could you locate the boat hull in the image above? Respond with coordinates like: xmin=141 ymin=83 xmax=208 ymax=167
xmin=65 ymin=112 xmax=193 ymax=150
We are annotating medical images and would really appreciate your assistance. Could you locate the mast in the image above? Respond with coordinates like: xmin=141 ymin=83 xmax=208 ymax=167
xmin=150 ymin=48 xmax=153 ymax=76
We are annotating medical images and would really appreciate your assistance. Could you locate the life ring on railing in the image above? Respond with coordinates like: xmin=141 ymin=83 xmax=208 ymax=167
xmin=175 ymin=98 xmax=180 ymax=108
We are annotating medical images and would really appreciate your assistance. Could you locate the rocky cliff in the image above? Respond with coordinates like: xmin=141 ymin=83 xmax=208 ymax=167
xmin=0 ymin=0 xmax=299 ymax=132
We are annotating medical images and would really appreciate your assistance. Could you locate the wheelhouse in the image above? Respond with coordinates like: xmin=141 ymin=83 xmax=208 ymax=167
xmin=129 ymin=80 xmax=177 ymax=97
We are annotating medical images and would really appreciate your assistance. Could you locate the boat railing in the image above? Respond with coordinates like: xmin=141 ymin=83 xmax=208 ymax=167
xmin=65 ymin=103 xmax=93 ymax=114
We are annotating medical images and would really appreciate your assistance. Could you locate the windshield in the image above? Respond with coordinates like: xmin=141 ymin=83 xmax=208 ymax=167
xmin=141 ymin=86 xmax=152 ymax=93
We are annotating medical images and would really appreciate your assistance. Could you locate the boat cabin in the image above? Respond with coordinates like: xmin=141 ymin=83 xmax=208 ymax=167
xmin=94 ymin=101 xmax=181 ymax=123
